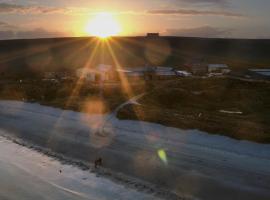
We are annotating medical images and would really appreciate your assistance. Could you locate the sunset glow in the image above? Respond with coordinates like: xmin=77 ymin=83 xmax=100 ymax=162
xmin=85 ymin=12 xmax=121 ymax=38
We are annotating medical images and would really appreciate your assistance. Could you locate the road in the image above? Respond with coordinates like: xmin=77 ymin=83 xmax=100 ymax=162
xmin=0 ymin=100 xmax=270 ymax=200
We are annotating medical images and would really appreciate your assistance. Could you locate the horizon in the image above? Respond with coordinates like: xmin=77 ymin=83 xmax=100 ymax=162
xmin=1 ymin=34 xmax=270 ymax=42
xmin=0 ymin=0 xmax=270 ymax=40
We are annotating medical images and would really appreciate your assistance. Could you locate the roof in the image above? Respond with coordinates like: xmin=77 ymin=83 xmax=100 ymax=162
xmin=256 ymin=72 xmax=270 ymax=76
xmin=156 ymin=66 xmax=174 ymax=71
xmin=248 ymin=69 xmax=270 ymax=72
xmin=208 ymin=64 xmax=229 ymax=68
xmin=156 ymin=71 xmax=176 ymax=75
xmin=97 ymin=64 xmax=112 ymax=72
xmin=176 ymin=70 xmax=191 ymax=76
xmin=248 ymin=69 xmax=270 ymax=77
xmin=123 ymin=67 xmax=155 ymax=72
xmin=77 ymin=68 xmax=97 ymax=73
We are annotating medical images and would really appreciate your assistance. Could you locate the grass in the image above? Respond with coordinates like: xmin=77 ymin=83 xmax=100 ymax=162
xmin=0 ymin=79 xmax=148 ymax=114
xmin=2 ymin=77 xmax=270 ymax=143
xmin=117 ymin=78 xmax=270 ymax=143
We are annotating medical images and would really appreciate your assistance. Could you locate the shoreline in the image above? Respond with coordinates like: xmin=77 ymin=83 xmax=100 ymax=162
xmin=0 ymin=100 xmax=270 ymax=200
xmin=0 ymin=133 xmax=185 ymax=200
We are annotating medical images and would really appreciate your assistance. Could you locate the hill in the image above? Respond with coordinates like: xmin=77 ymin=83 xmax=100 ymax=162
xmin=0 ymin=36 xmax=270 ymax=78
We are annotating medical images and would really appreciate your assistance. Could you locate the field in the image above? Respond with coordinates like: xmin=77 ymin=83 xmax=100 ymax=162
xmin=117 ymin=78 xmax=270 ymax=143
xmin=0 ymin=79 xmax=148 ymax=114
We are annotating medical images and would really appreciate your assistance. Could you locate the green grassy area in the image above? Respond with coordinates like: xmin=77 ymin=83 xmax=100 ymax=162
xmin=117 ymin=78 xmax=270 ymax=143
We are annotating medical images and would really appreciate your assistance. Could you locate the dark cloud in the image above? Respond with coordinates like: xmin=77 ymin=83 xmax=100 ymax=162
xmin=0 ymin=21 xmax=66 ymax=40
xmin=0 ymin=30 xmax=14 ymax=39
xmin=15 ymin=28 xmax=66 ymax=39
xmin=0 ymin=3 xmax=67 ymax=14
xmin=180 ymin=0 xmax=228 ymax=4
xmin=148 ymin=9 xmax=243 ymax=17
xmin=168 ymin=0 xmax=230 ymax=7
xmin=0 ymin=21 xmax=16 ymax=30
xmin=165 ymin=26 xmax=233 ymax=38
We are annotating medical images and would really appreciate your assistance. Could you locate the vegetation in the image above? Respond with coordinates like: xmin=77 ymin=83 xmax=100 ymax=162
xmin=117 ymin=78 xmax=270 ymax=143
xmin=0 ymin=79 xmax=147 ymax=114
xmin=1 ymin=37 xmax=270 ymax=79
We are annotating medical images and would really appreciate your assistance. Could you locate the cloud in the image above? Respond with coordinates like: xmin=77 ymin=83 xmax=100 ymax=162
xmin=167 ymin=0 xmax=230 ymax=7
xmin=0 ymin=21 xmax=16 ymax=30
xmin=165 ymin=26 xmax=233 ymax=38
xmin=147 ymin=9 xmax=243 ymax=17
xmin=0 ymin=21 xmax=66 ymax=40
xmin=179 ymin=0 xmax=228 ymax=4
xmin=0 ymin=30 xmax=14 ymax=39
xmin=0 ymin=3 xmax=67 ymax=14
xmin=15 ymin=28 xmax=66 ymax=39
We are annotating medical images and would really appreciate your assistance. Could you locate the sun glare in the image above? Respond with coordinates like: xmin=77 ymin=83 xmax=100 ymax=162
xmin=85 ymin=12 xmax=121 ymax=38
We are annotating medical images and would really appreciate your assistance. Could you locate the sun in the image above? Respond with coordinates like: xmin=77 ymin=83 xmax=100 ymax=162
xmin=85 ymin=12 xmax=121 ymax=38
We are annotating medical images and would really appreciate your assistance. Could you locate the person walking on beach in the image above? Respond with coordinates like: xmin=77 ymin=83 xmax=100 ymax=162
xmin=95 ymin=157 xmax=103 ymax=169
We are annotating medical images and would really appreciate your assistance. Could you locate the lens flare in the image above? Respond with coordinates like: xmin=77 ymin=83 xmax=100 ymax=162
xmin=158 ymin=149 xmax=168 ymax=165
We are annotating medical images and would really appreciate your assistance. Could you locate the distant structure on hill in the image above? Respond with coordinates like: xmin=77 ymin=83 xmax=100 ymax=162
xmin=146 ymin=33 xmax=159 ymax=37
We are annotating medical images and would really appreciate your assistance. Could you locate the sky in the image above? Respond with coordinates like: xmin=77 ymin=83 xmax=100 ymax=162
xmin=0 ymin=0 xmax=270 ymax=39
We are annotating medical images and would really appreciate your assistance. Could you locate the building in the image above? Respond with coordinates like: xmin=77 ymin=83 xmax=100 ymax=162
xmin=247 ymin=69 xmax=270 ymax=80
xmin=146 ymin=33 xmax=159 ymax=37
xmin=119 ymin=66 xmax=178 ymax=80
xmin=188 ymin=63 xmax=208 ymax=75
xmin=185 ymin=58 xmax=208 ymax=75
xmin=155 ymin=67 xmax=176 ymax=79
xmin=176 ymin=70 xmax=192 ymax=77
xmin=76 ymin=64 xmax=113 ymax=82
xmin=208 ymin=64 xmax=230 ymax=74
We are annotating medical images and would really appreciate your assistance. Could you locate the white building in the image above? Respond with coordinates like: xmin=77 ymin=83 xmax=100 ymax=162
xmin=208 ymin=64 xmax=230 ymax=74
xmin=176 ymin=70 xmax=192 ymax=77
xmin=76 ymin=64 xmax=113 ymax=82
xmin=248 ymin=69 xmax=270 ymax=80
xmin=76 ymin=68 xmax=96 ymax=82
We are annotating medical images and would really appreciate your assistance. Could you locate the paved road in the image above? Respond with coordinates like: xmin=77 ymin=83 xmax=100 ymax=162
xmin=0 ymin=100 xmax=270 ymax=200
